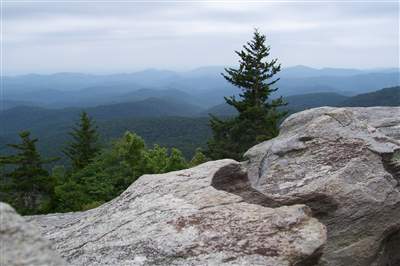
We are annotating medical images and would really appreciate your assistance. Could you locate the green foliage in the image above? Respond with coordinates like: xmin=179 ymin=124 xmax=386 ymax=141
xmin=0 ymin=131 xmax=57 ymax=214
xmin=64 ymin=111 xmax=100 ymax=170
xmin=51 ymin=165 xmax=67 ymax=184
xmin=166 ymin=148 xmax=188 ymax=172
xmin=53 ymin=131 xmax=190 ymax=212
xmin=189 ymin=148 xmax=208 ymax=167
xmin=53 ymin=179 xmax=87 ymax=212
xmin=0 ymin=128 xmax=193 ymax=214
xmin=0 ymin=116 xmax=211 ymax=169
xmin=207 ymin=29 xmax=287 ymax=160
xmin=143 ymin=144 xmax=170 ymax=174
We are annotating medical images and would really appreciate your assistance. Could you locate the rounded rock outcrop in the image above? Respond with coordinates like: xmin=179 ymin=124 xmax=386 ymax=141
xmin=0 ymin=202 xmax=67 ymax=266
xmin=244 ymin=107 xmax=400 ymax=266
xmin=26 ymin=159 xmax=326 ymax=266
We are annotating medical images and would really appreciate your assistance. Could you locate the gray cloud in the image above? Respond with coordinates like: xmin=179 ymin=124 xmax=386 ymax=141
xmin=3 ymin=1 xmax=399 ymax=74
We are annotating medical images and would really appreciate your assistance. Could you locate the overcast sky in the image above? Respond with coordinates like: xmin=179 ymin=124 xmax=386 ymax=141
xmin=3 ymin=0 xmax=399 ymax=75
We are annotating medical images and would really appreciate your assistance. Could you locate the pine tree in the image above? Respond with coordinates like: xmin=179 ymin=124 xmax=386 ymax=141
xmin=207 ymin=29 xmax=287 ymax=160
xmin=64 ymin=112 xmax=100 ymax=171
xmin=0 ymin=131 xmax=57 ymax=214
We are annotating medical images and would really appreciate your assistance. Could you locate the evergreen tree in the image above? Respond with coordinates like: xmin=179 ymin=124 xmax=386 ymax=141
xmin=64 ymin=111 xmax=100 ymax=171
xmin=51 ymin=165 xmax=67 ymax=185
xmin=0 ymin=131 xmax=57 ymax=214
xmin=207 ymin=29 xmax=287 ymax=160
xmin=54 ymin=179 xmax=87 ymax=212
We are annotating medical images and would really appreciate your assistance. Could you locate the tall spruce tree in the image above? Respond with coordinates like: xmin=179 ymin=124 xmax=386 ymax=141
xmin=207 ymin=30 xmax=287 ymax=160
xmin=0 ymin=131 xmax=57 ymax=214
xmin=64 ymin=112 xmax=100 ymax=170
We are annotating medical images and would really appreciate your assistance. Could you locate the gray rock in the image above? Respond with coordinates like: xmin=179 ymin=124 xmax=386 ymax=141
xmin=27 ymin=159 xmax=326 ymax=266
xmin=0 ymin=202 xmax=67 ymax=266
xmin=244 ymin=107 xmax=400 ymax=266
xmin=11 ymin=106 xmax=398 ymax=265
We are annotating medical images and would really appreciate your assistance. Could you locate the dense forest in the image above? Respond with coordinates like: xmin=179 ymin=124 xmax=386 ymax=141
xmin=0 ymin=112 xmax=208 ymax=214
xmin=1 ymin=87 xmax=398 ymax=167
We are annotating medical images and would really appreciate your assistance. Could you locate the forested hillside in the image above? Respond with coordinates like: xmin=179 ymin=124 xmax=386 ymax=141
xmin=203 ymin=87 xmax=400 ymax=116
xmin=0 ymin=116 xmax=211 ymax=166
xmin=339 ymin=86 xmax=400 ymax=107
xmin=202 ymin=92 xmax=349 ymax=116
xmin=1 ymin=86 xmax=398 ymax=166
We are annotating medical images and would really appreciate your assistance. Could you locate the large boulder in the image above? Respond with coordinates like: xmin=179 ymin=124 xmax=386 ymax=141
xmin=0 ymin=202 xmax=67 ymax=266
xmin=244 ymin=107 xmax=400 ymax=266
xmin=26 ymin=160 xmax=326 ymax=266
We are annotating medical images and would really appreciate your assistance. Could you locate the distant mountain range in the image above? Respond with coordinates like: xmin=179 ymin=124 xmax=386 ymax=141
xmin=4 ymin=86 xmax=398 ymax=133
xmin=3 ymin=65 xmax=399 ymax=109
xmin=1 ymin=64 xmax=399 ymax=164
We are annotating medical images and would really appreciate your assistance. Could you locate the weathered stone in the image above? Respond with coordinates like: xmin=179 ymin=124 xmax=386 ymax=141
xmin=0 ymin=202 xmax=67 ymax=266
xmin=9 ymin=106 xmax=397 ymax=265
xmin=244 ymin=107 xmax=400 ymax=266
xmin=27 ymin=160 xmax=326 ymax=266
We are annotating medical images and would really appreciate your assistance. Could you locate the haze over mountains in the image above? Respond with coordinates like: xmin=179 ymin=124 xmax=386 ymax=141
xmin=1 ymin=65 xmax=399 ymax=163
xmin=4 ymin=65 xmax=399 ymax=109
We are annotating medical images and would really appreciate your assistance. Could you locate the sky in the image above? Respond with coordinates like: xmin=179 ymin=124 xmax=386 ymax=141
xmin=3 ymin=0 xmax=400 ymax=75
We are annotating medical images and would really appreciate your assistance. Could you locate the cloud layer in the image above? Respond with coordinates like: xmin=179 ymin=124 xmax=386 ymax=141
xmin=3 ymin=1 xmax=399 ymax=74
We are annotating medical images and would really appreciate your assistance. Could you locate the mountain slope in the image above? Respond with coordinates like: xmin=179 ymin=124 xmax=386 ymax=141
xmin=1 ymin=86 xmax=398 ymax=165
xmin=202 ymin=86 xmax=400 ymax=117
xmin=202 ymin=92 xmax=350 ymax=117
xmin=278 ymin=72 xmax=399 ymax=96
xmin=0 ymin=116 xmax=211 ymax=166
xmin=340 ymin=86 xmax=400 ymax=107
xmin=0 ymin=98 xmax=209 ymax=164
xmin=0 ymin=97 xmax=204 ymax=134
xmin=5 ymin=67 xmax=399 ymax=109
xmin=284 ymin=92 xmax=349 ymax=111
xmin=86 ymin=97 xmax=203 ymax=119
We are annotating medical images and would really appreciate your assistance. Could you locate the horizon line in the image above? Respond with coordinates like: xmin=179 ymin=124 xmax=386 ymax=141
xmin=3 ymin=65 xmax=400 ymax=77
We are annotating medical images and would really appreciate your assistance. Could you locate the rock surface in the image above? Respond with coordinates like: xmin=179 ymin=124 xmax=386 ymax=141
xmin=244 ymin=107 xmax=400 ymax=266
xmin=0 ymin=202 xmax=67 ymax=266
xmin=6 ymin=106 xmax=399 ymax=266
xmin=26 ymin=160 xmax=326 ymax=266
